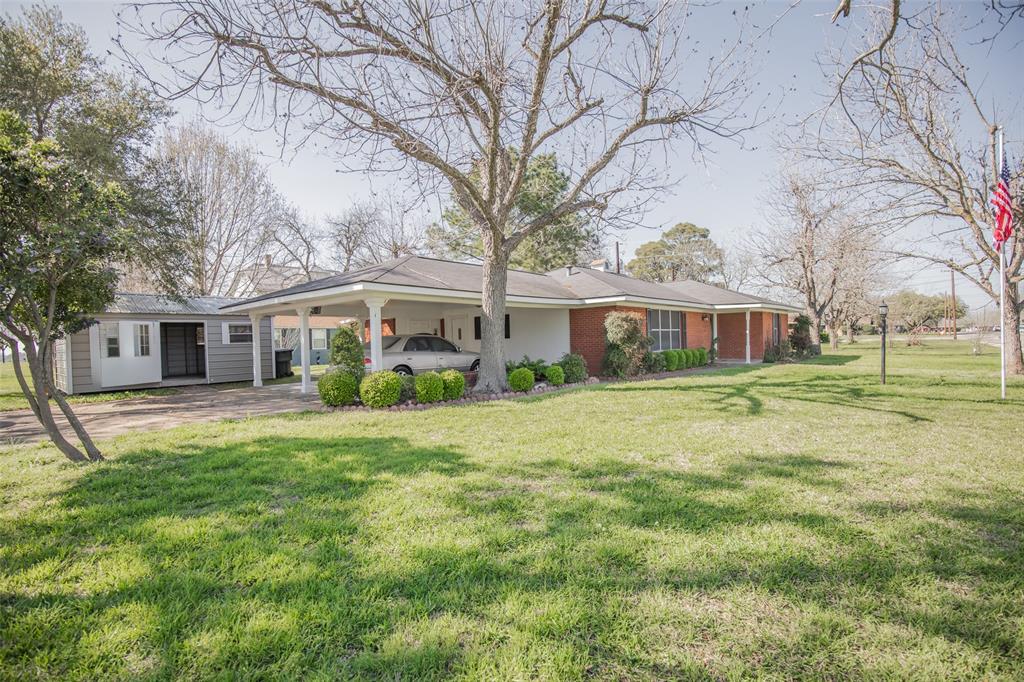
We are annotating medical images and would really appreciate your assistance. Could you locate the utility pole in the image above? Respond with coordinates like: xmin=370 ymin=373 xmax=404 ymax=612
xmin=614 ymin=242 xmax=621 ymax=274
xmin=950 ymin=269 xmax=957 ymax=341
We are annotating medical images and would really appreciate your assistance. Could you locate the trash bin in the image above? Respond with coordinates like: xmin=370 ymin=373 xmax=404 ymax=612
xmin=275 ymin=349 xmax=294 ymax=378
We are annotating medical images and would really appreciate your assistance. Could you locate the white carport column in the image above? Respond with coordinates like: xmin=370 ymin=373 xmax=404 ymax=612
xmin=249 ymin=313 xmax=263 ymax=387
xmin=712 ymin=313 xmax=719 ymax=360
xmin=298 ymin=306 xmax=312 ymax=394
xmin=364 ymin=297 xmax=389 ymax=371
xmin=744 ymin=310 xmax=751 ymax=364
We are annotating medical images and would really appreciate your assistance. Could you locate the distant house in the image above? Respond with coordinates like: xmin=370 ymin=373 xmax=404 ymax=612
xmin=52 ymin=294 xmax=273 ymax=394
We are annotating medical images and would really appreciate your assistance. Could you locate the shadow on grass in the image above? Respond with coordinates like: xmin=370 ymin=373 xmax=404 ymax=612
xmin=1 ymin=436 xmax=1021 ymax=678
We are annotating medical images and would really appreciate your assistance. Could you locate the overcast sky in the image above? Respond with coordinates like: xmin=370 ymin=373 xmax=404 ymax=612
xmin=13 ymin=1 xmax=1024 ymax=315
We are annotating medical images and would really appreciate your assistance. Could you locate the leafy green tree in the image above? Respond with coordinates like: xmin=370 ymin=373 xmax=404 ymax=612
xmin=0 ymin=111 xmax=128 ymax=462
xmin=0 ymin=5 xmax=186 ymax=293
xmin=627 ymin=223 xmax=724 ymax=283
xmin=428 ymin=154 xmax=603 ymax=272
xmin=887 ymin=291 xmax=966 ymax=336
xmin=329 ymin=323 xmax=366 ymax=382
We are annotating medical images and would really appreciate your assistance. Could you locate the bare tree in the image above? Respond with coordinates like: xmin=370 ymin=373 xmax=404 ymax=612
xmin=719 ymin=247 xmax=760 ymax=293
xmin=808 ymin=9 xmax=1024 ymax=373
xmin=159 ymin=122 xmax=283 ymax=297
xmin=754 ymin=172 xmax=883 ymax=351
xmin=273 ymin=206 xmax=325 ymax=280
xmin=326 ymin=199 xmax=425 ymax=272
xmin=122 ymin=0 xmax=757 ymax=391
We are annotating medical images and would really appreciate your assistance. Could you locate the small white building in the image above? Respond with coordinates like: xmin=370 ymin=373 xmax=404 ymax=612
xmin=53 ymin=294 xmax=274 ymax=394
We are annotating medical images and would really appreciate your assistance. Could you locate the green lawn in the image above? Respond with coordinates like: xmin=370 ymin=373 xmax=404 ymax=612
xmin=0 ymin=361 xmax=179 ymax=412
xmin=1 ymin=341 xmax=1022 ymax=679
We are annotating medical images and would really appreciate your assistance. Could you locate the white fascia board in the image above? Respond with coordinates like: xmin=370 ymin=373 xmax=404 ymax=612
xmin=713 ymin=303 xmax=803 ymax=314
xmin=578 ymin=296 xmax=715 ymax=312
xmin=220 ymin=281 xmax=581 ymax=313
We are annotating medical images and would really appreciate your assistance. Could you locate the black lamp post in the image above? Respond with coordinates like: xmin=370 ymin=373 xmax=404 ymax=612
xmin=879 ymin=300 xmax=888 ymax=385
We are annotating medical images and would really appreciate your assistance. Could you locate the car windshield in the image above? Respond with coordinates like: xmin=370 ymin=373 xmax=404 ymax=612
xmin=363 ymin=335 xmax=402 ymax=351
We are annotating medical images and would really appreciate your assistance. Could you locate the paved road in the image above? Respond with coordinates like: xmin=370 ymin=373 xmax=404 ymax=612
xmin=0 ymin=383 xmax=324 ymax=446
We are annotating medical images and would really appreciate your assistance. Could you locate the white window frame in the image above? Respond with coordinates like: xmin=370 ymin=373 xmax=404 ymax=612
xmin=311 ymin=328 xmax=328 ymax=350
xmin=647 ymin=309 xmax=683 ymax=352
xmin=222 ymin=321 xmax=253 ymax=345
xmin=133 ymin=323 xmax=151 ymax=357
xmin=100 ymin=321 xmax=120 ymax=358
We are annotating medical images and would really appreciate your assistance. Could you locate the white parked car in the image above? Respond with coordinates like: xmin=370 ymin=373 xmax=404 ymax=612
xmin=363 ymin=334 xmax=480 ymax=375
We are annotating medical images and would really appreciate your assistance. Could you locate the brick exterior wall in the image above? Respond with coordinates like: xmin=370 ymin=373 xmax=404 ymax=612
xmin=716 ymin=313 xmax=746 ymax=360
xmin=362 ymin=318 xmax=396 ymax=341
xmin=569 ymin=305 xmax=647 ymax=376
xmin=685 ymin=312 xmax=712 ymax=350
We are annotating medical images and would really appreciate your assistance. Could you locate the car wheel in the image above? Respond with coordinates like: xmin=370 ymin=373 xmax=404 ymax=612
xmin=393 ymin=365 xmax=413 ymax=376
xmin=470 ymin=360 xmax=480 ymax=372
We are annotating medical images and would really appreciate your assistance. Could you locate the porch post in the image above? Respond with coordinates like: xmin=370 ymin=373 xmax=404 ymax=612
xmin=744 ymin=310 xmax=751 ymax=364
xmin=249 ymin=313 xmax=263 ymax=387
xmin=364 ymin=297 xmax=389 ymax=371
xmin=712 ymin=313 xmax=718 ymax=361
xmin=298 ymin=306 xmax=311 ymax=393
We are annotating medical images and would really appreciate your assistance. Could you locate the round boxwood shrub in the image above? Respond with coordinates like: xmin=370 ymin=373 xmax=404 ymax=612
xmin=696 ymin=347 xmax=708 ymax=365
xmin=440 ymin=369 xmax=465 ymax=400
xmin=558 ymin=353 xmax=588 ymax=383
xmin=685 ymin=349 xmax=697 ymax=368
xmin=318 ymin=370 xmax=358 ymax=406
xmin=359 ymin=370 xmax=401 ymax=408
xmin=508 ymin=367 xmax=535 ymax=392
xmin=545 ymin=364 xmax=565 ymax=385
xmin=663 ymin=350 xmax=679 ymax=371
xmin=415 ymin=371 xmax=444 ymax=403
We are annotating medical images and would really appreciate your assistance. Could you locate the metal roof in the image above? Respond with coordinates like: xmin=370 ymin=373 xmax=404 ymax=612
xmin=106 ymin=293 xmax=248 ymax=316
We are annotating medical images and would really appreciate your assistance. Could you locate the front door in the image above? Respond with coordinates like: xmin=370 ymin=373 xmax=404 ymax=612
xmin=445 ymin=314 xmax=470 ymax=349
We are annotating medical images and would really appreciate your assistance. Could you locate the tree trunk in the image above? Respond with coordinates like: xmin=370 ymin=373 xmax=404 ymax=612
xmin=829 ymin=324 xmax=840 ymax=350
xmin=474 ymin=235 xmax=510 ymax=393
xmin=48 ymin=378 xmax=103 ymax=461
xmin=846 ymin=323 xmax=855 ymax=344
xmin=1002 ymin=288 xmax=1024 ymax=375
xmin=25 ymin=351 xmax=90 ymax=462
xmin=808 ymin=311 xmax=823 ymax=354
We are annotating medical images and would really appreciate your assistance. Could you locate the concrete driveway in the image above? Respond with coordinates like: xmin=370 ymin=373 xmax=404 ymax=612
xmin=0 ymin=382 xmax=324 ymax=446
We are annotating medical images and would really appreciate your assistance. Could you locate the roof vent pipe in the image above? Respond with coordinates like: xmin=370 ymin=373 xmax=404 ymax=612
xmin=566 ymin=266 xmax=574 ymax=276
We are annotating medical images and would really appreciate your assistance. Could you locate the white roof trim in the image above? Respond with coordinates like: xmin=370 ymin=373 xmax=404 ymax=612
xmin=221 ymin=280 xmax=801 ymax=315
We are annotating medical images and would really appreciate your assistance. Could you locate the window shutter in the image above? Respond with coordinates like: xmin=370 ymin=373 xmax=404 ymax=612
xmin=504 ymin=314 xmax=511 ymax=339
xmin=474 ymin=316 xmax=481 ymax=340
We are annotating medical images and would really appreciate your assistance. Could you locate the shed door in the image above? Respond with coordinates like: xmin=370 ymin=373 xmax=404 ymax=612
xmin=97 ymin=320 xmax=162 ymax=388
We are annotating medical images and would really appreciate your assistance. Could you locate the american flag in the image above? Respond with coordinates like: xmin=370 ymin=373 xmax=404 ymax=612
xmin=992 ymin=151 xmax=1014 ymax=251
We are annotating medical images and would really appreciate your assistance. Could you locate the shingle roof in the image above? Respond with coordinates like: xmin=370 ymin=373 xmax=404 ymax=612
xmin=225 ymin=255 xmax=580 ymax=306
xmin=221 ymin=255 xmax=799 ymax=312
xmin=106 ymin=293 xmax=247 ymax=316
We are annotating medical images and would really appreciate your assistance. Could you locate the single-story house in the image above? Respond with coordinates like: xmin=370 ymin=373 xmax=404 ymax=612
xmin=53 ymin=294 xmax=275 ymax=394
xmin=222 ymin=255 xmax=800 ymax=394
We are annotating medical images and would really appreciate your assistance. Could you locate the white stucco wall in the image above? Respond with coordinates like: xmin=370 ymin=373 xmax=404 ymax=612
xmin=503 ymin=308 xmax=570 ymax=364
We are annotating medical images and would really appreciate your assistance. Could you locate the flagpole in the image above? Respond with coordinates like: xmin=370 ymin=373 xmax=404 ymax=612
xmin=997 ymin=126 xmax=1007 ymax=400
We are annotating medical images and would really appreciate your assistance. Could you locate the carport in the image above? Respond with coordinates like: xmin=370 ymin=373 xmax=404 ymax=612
xmin=220 ymin=257 xmax=579 ymax=394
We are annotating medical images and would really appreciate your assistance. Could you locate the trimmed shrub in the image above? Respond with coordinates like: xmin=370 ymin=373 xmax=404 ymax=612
xmin=545 ymin=364 xmax=565 ymax=385
xmin=696 ymin=347 xmax=708 ymax=366
xmin=506 ymin=355 xmax=548 ymax=381
xmin=359 ymin=370 xmax=401 ymax=408
xmin=684 ymin=349 xmax=697 ymax=368
xmin=558 ymin=353 xmax=588 ymax=383
xmin=604 ymin=311 xmax=650 ymax=376
xmin=508 ymin=367 xmax=535 ymax=392
xmin=602 ymin=345 xmax=629 ymax=377
xmin=415 ymin=371 xmax=444 ymax=403
xmin=398 ymin=374 xmax=417 ymax=403
xmin=644 ymin=351 xmax=666 ymax=374
xmin=318 ymin=370 xmax=358 ymax=406
xmin=440 ymin=369 xmax=466 ymax=400
xmin=663 ymin=349 xmax=679 ymax=371
xmin=329 ymin=323 xmax=365 ymax=382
